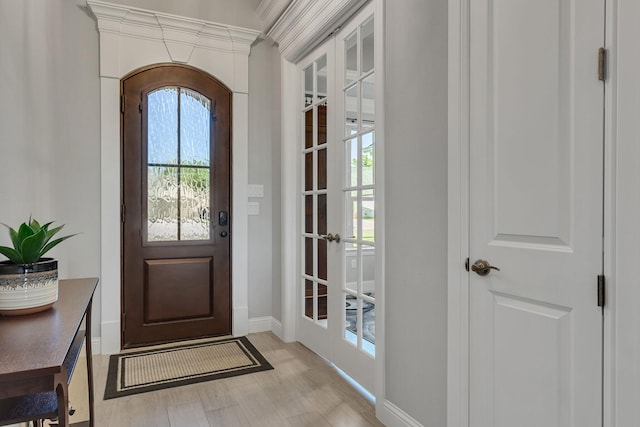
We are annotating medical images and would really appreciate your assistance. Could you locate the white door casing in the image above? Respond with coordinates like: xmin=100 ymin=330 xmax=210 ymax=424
xmin=468 ymin=1 xmax=605 ymax=426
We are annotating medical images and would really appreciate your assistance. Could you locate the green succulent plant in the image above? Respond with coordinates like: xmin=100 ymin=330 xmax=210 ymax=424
xmin=0 ymin=217 xmax=76 ymax=265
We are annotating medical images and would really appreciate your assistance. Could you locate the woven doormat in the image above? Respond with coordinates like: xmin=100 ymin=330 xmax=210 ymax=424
xmin=104 ymin=336 xmax=272 ymax=399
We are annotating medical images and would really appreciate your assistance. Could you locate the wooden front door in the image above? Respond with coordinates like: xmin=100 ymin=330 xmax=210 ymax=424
xmin=121 ymin=64 xmax=231 ymax=348
xmin=468 ymin=1 xmax=605 ymax=425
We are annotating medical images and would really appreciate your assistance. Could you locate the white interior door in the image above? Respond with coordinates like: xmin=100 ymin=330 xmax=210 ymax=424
xmin=468 ymin=1 xmax=605 ymax=426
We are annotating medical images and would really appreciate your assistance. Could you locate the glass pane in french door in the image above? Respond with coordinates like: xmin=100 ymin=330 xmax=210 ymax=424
xmin=341 ymin=15 xmax=376 ymax=356
xmin=302 ymin=55 xmax=329 ymax=325
xmin=343 ymin=187 xmax=376 ymax=356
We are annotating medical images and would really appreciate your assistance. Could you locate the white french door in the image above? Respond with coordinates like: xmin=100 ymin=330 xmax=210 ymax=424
xmin=331 ymin=5 xmax=377 ymax=393
xmin=297 ymin=41 xmax=335 ymax=359
xmin=296 ymin=2 xmax=378 ymax=394
xmin=468 ymin=1 xmax=605 ymax=426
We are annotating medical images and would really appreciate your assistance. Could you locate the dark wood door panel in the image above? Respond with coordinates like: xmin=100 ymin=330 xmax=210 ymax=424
xmin=145 ymin=257 xmax=213 ymax=322
xmin=121 ymin=64 xmax=231 ymax=348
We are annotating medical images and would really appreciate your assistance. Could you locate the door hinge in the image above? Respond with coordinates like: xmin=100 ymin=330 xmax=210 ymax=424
xmin=138 ymin=103 xmax=142 ymax=113
xmin=120 ymin=95 xmax=125 ymax=113
xmin=121 ymin=204 xmax=126 ymax=223
xmin=598 ymin=47 xmax=608 ymax=82
xmin=597 ymin=274 xmax=605 ymax=307
xmin=465 ymin=257 xmax=470 ymax=272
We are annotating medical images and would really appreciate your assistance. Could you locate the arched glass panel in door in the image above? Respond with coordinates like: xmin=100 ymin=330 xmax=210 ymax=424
xmin=146 ymin=87 xmax=212 ymax=242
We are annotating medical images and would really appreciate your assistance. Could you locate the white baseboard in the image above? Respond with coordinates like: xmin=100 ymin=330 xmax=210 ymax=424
xmin=377 ymin=399 xmax=423 ymax=427
xmin=247 ymin=315 xmax=284 ymax=339
xmin=248 ymin=316 xmax=273 ymax=333
xmin=270 ymin=318 xmax=284 ymax=340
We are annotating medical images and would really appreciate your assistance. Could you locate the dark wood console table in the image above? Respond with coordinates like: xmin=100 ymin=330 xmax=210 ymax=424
xmin=0 ymin=278 xmax=99 ymax=427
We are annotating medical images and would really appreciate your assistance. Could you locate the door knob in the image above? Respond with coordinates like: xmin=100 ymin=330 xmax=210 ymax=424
xmin=471 ymin=259 xmax=500 ymax=276
xmin=321 ymin=233 xmax=341 ymax=243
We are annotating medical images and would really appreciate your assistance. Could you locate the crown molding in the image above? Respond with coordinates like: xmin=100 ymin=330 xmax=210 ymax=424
xmin=256 ymin=0 xmax=293 ymax=33
xmin=266 ymin=0 xmax=368 ymax=62
xmin=87 ymin=0 xmax=260 ymax=60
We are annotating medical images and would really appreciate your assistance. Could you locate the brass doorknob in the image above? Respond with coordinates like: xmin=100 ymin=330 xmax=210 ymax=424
xmin=471 ymin=259 xmax=500 ymax=276
xmin=321 ymin=233 xmax=341 ymax=243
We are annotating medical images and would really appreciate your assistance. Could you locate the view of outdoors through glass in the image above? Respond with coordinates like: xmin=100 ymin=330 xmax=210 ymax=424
xmin=343 ymin=16 xmax=376 ymax=356
xmin=147 ymin=87 xmax=212 ymax=242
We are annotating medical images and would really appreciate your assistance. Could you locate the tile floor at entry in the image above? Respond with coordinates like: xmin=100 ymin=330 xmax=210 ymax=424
xmin=62 ymin=332 xmax=383 ymax=427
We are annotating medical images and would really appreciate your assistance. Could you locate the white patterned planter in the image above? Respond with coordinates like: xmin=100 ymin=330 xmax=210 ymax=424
xmin=0 ymin=258 xmax=58 ymax=316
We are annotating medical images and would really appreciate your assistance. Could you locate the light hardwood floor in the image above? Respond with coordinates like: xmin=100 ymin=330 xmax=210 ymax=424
xmin=86 ymin=332 xmax=384 ymax=427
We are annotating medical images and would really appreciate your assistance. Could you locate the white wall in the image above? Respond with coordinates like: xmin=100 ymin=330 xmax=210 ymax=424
xmin=248 ymin=38 xmax=282 ymax=320
xmin=0 ymin=0 xmax=102 ymax=336
xmin=384 ymin=0 xmax=448 ymax=425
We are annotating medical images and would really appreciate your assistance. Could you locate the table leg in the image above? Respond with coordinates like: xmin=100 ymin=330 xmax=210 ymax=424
xmin=55 ymin=381 xmax=69 ymax=427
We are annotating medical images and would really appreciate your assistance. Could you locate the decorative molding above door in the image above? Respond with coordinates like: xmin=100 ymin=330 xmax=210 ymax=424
xmin=87 ymin=0 xmax=260 ymax=81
